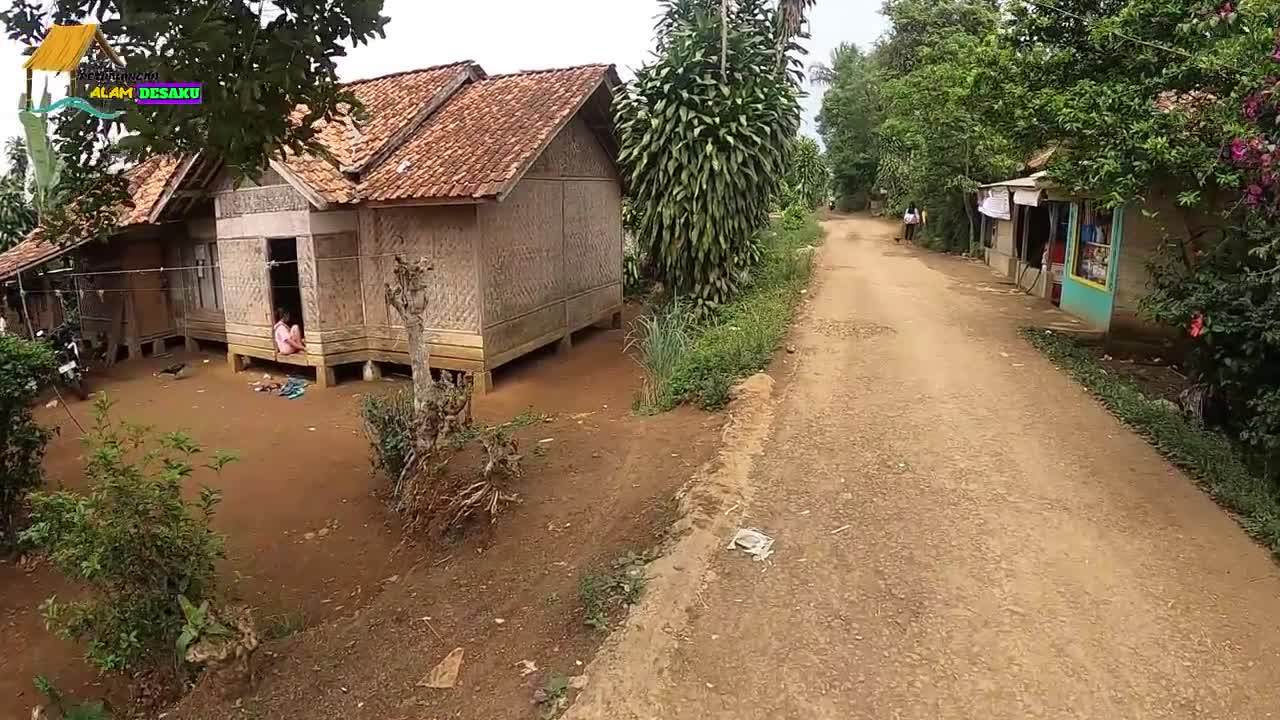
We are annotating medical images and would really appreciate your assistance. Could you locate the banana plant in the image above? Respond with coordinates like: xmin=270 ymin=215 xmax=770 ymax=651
xmin=17 ymin=81 xmax=64 ymax=219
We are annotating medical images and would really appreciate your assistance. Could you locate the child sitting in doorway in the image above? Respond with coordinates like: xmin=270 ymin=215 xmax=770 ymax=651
xmin=274 ymin=309 xmax=306 ymax=355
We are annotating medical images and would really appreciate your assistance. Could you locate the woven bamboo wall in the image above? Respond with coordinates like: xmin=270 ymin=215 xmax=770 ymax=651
xmin=480 ymin=112 xmax=622 ymax=363
xmin=313 ymin=232 xmax=363 ymax=330
xmin=219 ymin=238 xmax=270 ymax=327
xmin=359 ymin=205 xmax=480 ymax=332
xmin=480 ymin=180 xmax=563 ymax=328
xmin=526 ymin=116 xmax=618 ymax=180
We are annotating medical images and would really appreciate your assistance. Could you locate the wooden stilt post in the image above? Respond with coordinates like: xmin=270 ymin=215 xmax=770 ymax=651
xmin=316 ymin=366 xmax=336 ymax=390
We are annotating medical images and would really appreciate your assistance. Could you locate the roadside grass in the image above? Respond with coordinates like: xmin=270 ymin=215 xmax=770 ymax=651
xmin=631 ymin=211 xmax=823 ymax=413
xmin=578 ymin=549 xmax=654 ymax=631
xmin=1022 ymin=328 xmax=1280 ymax=557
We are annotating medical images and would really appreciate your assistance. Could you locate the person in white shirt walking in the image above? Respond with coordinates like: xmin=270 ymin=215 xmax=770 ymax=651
xmin=901 ymin=203 xmax=921 ymax=243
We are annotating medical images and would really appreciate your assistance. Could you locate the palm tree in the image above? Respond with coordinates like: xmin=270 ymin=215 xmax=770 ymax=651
xmin=809 ymin=42 xmax=858 ymax=86
xmin=777 ymin=0 xmax=817 ymax=48
xmin=4 ymin=137 xmax=28 ymax=184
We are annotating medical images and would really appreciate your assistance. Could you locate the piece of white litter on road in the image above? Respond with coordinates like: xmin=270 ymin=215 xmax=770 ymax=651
xmin=517 ymin=659 xmax=538 ymax=676
xmin=727 ymin=528 xmax=775 ymax=561
xmin=203 ymin=359 xmax=210 ymax=363
xmin=494 ymin=617 xmax=505 ymax=624
xmin=538 ymin=438 xmax=554 ymax=444
xmin=419 ymin=647 xmax=464 ymax=689
xmin=44 ymin=399 xmax=58 ymax=408
xmin=830 ymin=525 xmax=852 ymax=535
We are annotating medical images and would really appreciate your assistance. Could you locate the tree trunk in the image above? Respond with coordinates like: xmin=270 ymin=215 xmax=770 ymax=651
xmin=963 ymin=192 xmax=978 ymax=256
xmin=385 ymin=256 xmax=435 ymax=413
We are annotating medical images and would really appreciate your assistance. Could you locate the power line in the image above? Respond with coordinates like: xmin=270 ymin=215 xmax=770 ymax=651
xmin=1022 ymin=0 xmax=1202 ymax=62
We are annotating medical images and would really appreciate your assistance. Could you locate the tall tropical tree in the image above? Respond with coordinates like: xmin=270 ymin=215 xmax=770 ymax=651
xmin=816 ymin=43 xmax=882 ymax=206
xmin=618 ymin=0 xmax=806 ymax=307
xmin=810 ymin=42 xmax=858 ymax=86
xmin=0 ymin=136 xmax=36 ymax=251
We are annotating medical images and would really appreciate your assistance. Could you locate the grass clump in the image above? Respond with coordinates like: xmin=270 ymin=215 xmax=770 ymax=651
xmin=1023 ymin=328 xmax=1280 ymax=556
xmin=263 ymin=610 xmax=307 ymax=640
xmin=578 ymin=550 xmax=653 ymax=631
xmin=631 ymin=211 xmax=822 ymax=412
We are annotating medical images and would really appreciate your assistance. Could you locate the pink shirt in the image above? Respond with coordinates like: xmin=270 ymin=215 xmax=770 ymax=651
xmin=274 ymin=321 xmax=298 ymax=354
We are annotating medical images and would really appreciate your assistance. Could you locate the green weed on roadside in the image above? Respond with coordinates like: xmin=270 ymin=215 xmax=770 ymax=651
xmin=578 ymin=549 xmax=654 ymax=631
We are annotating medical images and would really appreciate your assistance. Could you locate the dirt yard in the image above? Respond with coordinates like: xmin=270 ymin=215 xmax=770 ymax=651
xmin=0 ymin=316 xmax=724 ymax=719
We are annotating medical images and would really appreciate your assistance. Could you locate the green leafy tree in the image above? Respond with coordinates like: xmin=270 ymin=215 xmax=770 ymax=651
xmin=21 ymin=395 xmax=236 ymax=674
xmin=815 ymin=43 xmax=881 ymax=208
xmin=617 ymin=0 xmax=806 ymax=307
xmin=780 ymin=135 xmax=829 ymax=209
xmin=0 ymin=333 xmax=54 ymax=545
xmin=0 ymin=1 xmax=389 ymax=246
xmin=0 ymin=136 xmax=38 ymax=250
xmin=872 ymin=1 xmax=1029 ymax=252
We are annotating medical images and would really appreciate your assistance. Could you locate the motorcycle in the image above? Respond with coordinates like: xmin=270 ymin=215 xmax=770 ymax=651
xmin=36 ymin=322 xmax=89 ymax=401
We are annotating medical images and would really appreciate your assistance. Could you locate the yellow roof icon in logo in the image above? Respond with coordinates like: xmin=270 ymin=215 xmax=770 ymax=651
xmin=23 ymin=24 xmax=124 ymax=73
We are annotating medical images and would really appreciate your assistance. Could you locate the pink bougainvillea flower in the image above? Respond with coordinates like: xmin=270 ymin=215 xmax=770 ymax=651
xmin=1249 ymin=183 xmax=1264 ymax=197
xmin=1245 ymin=192 xmax=1261 ymax=208
xmin=1272 ymin=44 xmax=1280 ymax=62
xmin=1244 ymin=95 xmax=1263 ymax=118
xmin=1219 ymin=1 xmax=1235 ymax=16
xmin=1231 ymin=137 xmax=1249 ymax=162
xmin=1189 ymin=313 xmax=1206 ymax=338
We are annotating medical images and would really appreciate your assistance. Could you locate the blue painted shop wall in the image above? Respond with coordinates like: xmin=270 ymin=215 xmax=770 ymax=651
xmin=1059 ymin=203 xmax=1123 ymax=331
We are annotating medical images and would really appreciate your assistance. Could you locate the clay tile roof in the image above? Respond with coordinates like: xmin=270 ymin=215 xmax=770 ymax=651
xmin=0 ymin=155 xmax=180 ymax=280
xmin=280 ymin=62 xmax=479 ymax=204
xmin=360 ymin=64 xmax=613 ymax=202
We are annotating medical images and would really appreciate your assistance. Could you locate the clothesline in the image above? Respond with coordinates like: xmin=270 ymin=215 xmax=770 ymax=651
xmin=16 ymin=250 xmax=438 ymax=280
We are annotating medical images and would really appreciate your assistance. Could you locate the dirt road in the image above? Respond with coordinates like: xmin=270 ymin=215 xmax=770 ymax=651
xmin=571 ymin=215 xmax=1280 ymax=719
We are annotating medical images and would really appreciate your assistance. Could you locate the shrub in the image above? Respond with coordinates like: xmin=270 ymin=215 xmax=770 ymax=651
xmin=0 ymin=333 xmax=55 ymax=546
xmin=623 ymin=242 xmax=648 ymax=298
xmin=361 ymin=389 xmax=415 ymax=483
xmin=21 ymin=395 xmax=235 ymax=674
xmin=780 ymin=202 xmax=810 ymax=232
xmin=1142 ymin=239 xmax=1280 ymax=466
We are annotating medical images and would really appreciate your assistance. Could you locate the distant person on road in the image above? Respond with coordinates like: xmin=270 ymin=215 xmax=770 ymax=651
xmin=902 ymin=204 xmax=921 ymax=243
xmin=274 ymin=309 xmax=306 ymax=356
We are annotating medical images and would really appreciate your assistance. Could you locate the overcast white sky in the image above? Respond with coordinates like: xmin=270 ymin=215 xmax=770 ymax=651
xmin=0 ymin=0 xmax=888 ymax=169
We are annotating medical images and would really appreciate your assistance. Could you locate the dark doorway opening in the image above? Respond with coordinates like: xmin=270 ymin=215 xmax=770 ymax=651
xmin=1022 ymin=205 xmax=1051 ymax=269
xmin=267 ymin=237 xmax=304 ymax=332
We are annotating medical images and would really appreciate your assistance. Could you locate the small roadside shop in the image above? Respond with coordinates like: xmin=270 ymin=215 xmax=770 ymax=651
xmin=977 ymin=173 xmax=1171 ymax=336
xmin=977 ymin=172 xmax=1073 ymax=306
